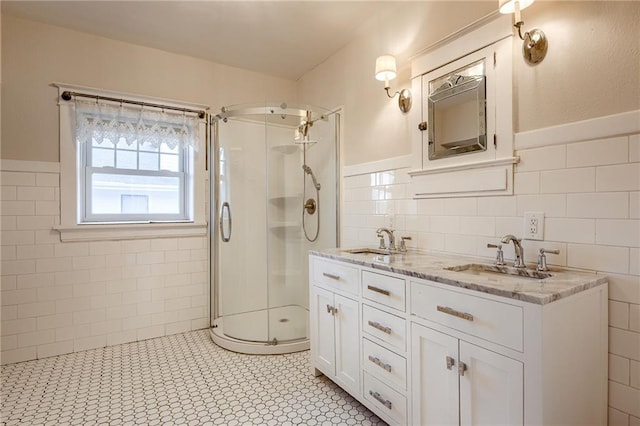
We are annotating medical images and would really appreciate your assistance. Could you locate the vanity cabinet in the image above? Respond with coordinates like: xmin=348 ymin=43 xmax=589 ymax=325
xmin=411 ymin=323 xmax=523 ymax=425
xmin=310 ymin=259 xmax=361 ymax=397
xmin=309 ymin=252 xmax=608 ymax=426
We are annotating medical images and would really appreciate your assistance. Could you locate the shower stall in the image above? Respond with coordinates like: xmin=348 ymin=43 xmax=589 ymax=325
xmin=209 ymin=103 xmax=339 ymax=354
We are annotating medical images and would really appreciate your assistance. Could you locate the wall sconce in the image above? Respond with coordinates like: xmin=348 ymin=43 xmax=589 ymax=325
xmin=375 ymin=55 xmax=412 ymax=113
xmin=499 ymin=0 xmax=548 ymax=65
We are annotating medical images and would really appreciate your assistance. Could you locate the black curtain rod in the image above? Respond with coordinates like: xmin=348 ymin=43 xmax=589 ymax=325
xmin=61 ymin=91 xmax=207 ymax=119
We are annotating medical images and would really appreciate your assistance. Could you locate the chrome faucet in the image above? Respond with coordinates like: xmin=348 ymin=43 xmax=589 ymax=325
xmin=500 ymin=234 xmax=526 ymax=268
xmin=376 ymin=228 xmax=396 ymax=251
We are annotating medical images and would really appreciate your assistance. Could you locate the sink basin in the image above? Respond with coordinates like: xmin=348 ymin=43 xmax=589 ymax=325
xmin=444 ymin=263 xmax=552 ymax=280
xmin=343 ymin=248 xmax=403 ymax=255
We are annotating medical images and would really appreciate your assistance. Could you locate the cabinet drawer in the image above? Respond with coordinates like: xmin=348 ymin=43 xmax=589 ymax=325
xmin=364 ymin=372 xmax=407 ymax=426
xmin=312 ymin=258 xmax=359 ymax=296
xmin=363 ymin=304 xmax=406 ymax=352
xmin=362 ymin=270 xmax=406 ymax=312
xmin=411 ymin=281 xmax=523 ymax=351
xmin=363 ymin=338 xmax=407 ymax=392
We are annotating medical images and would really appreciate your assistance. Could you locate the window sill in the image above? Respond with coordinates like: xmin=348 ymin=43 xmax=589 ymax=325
xmin=54 ymin=221 xmax=208 ymax=242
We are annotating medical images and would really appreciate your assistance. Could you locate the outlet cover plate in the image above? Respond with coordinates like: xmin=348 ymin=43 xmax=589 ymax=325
xmin=523 ymin=211 xmax=544 ymax=240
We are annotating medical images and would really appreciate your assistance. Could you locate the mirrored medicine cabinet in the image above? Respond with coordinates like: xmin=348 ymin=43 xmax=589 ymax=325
xmin=427 ymin=60 xmax=487 ymax=160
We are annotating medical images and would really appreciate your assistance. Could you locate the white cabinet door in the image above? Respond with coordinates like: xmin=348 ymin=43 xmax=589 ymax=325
xmin=312 ymin=286 xmax=336 ymax=374
xmin=459 ymin=341 xmax=523 ymax=426
xmin=411 ymin=324 xmax=459 ymax=426
xmin=335 ymin=294 xmax=360 ymax=395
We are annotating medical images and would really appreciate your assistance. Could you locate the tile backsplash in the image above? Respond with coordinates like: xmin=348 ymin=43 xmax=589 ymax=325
xmin=342 ymin=132 xmax=640 ymax=423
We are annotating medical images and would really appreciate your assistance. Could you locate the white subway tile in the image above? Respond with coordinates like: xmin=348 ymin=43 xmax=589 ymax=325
xmin=0 ymin=171 xmax=36 ymax=186
xmin=430 ymin=216 xmax=460 ymax=234
xmin=610 ymin=353 xmax=631 ymax=384
xmin=121 ymin=239 xmax=151 ymax=253
xmin=495 ymin=217 xmax=522 ymax=239
xmin=150 ymin=263 xmax=179 ymax=277
xmin=190 ymin=249 xmax=207 ymax=261
xmin=90 ymin=320 xmax=122 ymax=336
xmin=73 ymin=282 xmax=106 ymax=298
xmin=444 ymin=234 xmax=477 ymax=256
xmin=516 ymin=194 xmax=566 ymax=218
xmin=89 ymin=241 xmax=122 ymax=256
xmin=104 ymin=253 xmax=137 ymax=267
xmin=106 ymin=279 xmax=136 ymax=294
xmin=395 ymin=199 xmax=417 ymax=215
xmin=55 ymin=297 xmax=91 ymax=314
xmin=1 ymin=276 xmax=17 ymax=292
xmin=137 ymin=301 xmax=165 ymax=315
xmin=165 ymin=274 xmax=191 ymax=287
xmin=37 ymin=341 xmax=73 ymax=359
xmin=631 ymin=360 xmax=640 ymax=390
xmin=152 ymin=287 xmax=179 ymax=301
xmin=122 ymin=264 xmax=152 ymax=279
xmin=609 ymin=381 xmax=640 ymax=417
xmin=177 ymin=261 xmax=205 ymax=274
xmin=90 ymin=293 xmax=122 ymax=310
xmin=34 ymin=230 xmax=60 ymax=244
xmin=343 ymin=174 xmax=369 ymax=189
xmin=191 ymin=318 xmax=208 ymax=330
xmin=1 ymin=230 xmax=34 ymax=246
xmin=177 ymin=237 xmax=205 ymax=250
xmin=73 ymin=335 xmax=106 ymax=352
xmin=123 ymin=289 xmax=151 ymax=304
xmin=73 ymin=308 xmax=106 ymax=325
xmin=16 ymin=215 xmax=54 ymax=230
xmin=0 ymin=347 xmax=36 ymax=365
xmin=630 ymin=134 xmax=640 ymax=163
xmin=631 ymin=193 xmax=640 ymax=219
xmin=54 ymin=270 xmax=90 ymax=286
xmin=150 ymin=238 xmax=178 ymax=251
xmin=16 ymin=187 xmax=55 ymax=201
xmin=514 ymin=171 xmax=540 ymax=194
xmin=136 ymin=251 xmax=165 ymax=265
xmin=611 ymin=300 xmax=631 ymax=329
xmin=17 ymin=329 xmax=55 ymax=348
xmin=178 ymin=284 xmax=203 ymax=298
xmin=567 ymin=136 xmax=629 ymax=168
xmin=517 ymin=145 xmax=566 ymax=172
xmin=18 ymin=301 xmax=55 ymax=318
xmin=177 ymin=306 xmax=204 ymax=321
xmin=36 ymin=257 xmax=73 ymax=273
xmin=609 ymin=327 xmax=640 ymax=361
xmin=1 ymin=287 xmax=37 ymax=306
xmin=597 ymin=220 xmax=640 ymax=247
xmin=88 ymin=268 xmax=122 ymax=283
xmin=631 ymin=304 xmax=640 ymax=333
xmin=405 ymin=215 xmax=430 ymax=233
xmin=35 ymin=201 xmax=59 ymax=216
xmin=546 ymin=218 xmax=595 ymax=244
xmin=1 ymin=186 xmax=17 ymax=201
xmin=568 ymin=244 xmax=629 ymax=274
xmin=1 ymin=246 xmax=17 ymax=261
xmin=1 ymin=317 xmax=36 ymax=335
xmin=137 ymin=276 xmax=164 ymax=290
xmin=567 ymin=193 xmax=629 ymax=219
xmin=106 ymin=304 xmax=137 ymax=320
xmin=631 ymin=416 xmax=640 ymax=426
xmin=459 ymin=217 xmax=495 ymax=237
xmin=16 ymin=244 xmax=54 ymax=259
xmin=375 ymin=200 xmax=394 ymax=215
xmin=54 ymin=324 xmax=90 ymax=342
xmin=444 ymin=198 xmax=477 ymax=216
xmin=106 ymin=330 xmax=137 ymax=346
xmin=541 ymin=168 xmax=596 ymax=194
xmin=164 ymin=297 xmax=191 ymax=312
xmin=16 ymin=273 xmax=54 ymax=290
xmin=609 ymin=407 xmax=630 ymax=426
xmin=1 ymin=305 xmax=17 ymax=321
xmin=597 ymin=164 xmax=640 ymax=192
xmin=36 ymin=313 xmax=73 ymax=330
xmin=35 ymin=173 xmax=59 ymax=187
xmin=1 ymin=201 xmax=35 ymax=216
xmin=165 ymin=320 xmax=191 ymax=335
xmin=71 ymin=256 xmax=105 ymax=270
xmin=137 ymin=325 xmax=165 ymax=341
xmin=54 ymin=242 xmax=89 ymax=258
xmin=632 ymin=248 xmax=640 ymax=276
xmin=1 ymin=335 xmax=17 ymax=351
xmin=476 ymin=196 xmax=517 ymax=217
xmin=416 ymin=198 xmax=445 ymax=215
xmin=1 ymin=216 xmax=17 ymax=231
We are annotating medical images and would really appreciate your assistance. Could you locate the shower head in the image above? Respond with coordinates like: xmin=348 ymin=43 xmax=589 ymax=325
xmin=302 ymin=164 xmax=321 ymax=190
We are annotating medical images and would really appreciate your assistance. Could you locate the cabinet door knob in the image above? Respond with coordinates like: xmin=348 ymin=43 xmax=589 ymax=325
xmin=418 ymin=121 xmax=428 ymax=131
xmin=446 ymin=356 xmax=456 ymax=370
xmin=458 ymin=361 xmax=468 ymax=377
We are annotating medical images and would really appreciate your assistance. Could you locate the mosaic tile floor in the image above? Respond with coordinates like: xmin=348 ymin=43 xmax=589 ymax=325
xmin=1 ymin=330 xmax=386 ymax=426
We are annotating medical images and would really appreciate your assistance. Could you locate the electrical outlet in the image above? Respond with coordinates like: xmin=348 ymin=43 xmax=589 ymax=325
xmin=523 ymin=211 xmax=544 ymax=240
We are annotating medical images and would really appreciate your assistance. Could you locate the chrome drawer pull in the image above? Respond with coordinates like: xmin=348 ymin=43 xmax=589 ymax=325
xmin=367 ymin=285 xmax=390 ymax=296
xmin=437 ymin=305 xmax=474 ymax=322
xmin=369 ymin=390 xmax=392 ymax=409
xmin=368 ymin=355 xmax=392 ymax=372
xmin=322 ymin=272 xmax=340 ymax=280
xmin=368 ymin=320 xmax=392 ymax=334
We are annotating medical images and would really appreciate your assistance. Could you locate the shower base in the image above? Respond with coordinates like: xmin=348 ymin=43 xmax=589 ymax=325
xmin=210 ymin=305 xmax=309 ymax=355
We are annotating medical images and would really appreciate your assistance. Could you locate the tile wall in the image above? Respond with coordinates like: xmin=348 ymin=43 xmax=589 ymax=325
xmin=0 ymin=163 xmax=209 ymax=365
xmin=342 ymin=133 xmax=640 ymax=423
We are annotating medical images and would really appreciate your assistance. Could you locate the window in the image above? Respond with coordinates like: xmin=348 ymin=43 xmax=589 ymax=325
xmin=74 ymin=100 xmax=198 ymax=223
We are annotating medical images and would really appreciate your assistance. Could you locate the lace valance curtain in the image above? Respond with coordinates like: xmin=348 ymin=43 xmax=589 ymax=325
xmin=74 ymin=100 xmax=200 ymax=151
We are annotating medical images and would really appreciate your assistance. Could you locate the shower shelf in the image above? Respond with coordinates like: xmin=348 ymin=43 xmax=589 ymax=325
xmin=270 ymin=145 xmax=299 ymax=154
xmin=269 ymin=194 xmax=302 ymax=204
xmin=269 ymin=221 xmax=301 ymax=231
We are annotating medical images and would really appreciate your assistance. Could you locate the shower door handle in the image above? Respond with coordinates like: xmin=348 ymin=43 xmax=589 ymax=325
xmin=220 ymin=201 xmax=232 ymax=242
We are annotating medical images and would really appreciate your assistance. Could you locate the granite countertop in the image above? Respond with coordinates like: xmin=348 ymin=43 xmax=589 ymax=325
xmin=310 ymin=248 xmax=607 ymax=305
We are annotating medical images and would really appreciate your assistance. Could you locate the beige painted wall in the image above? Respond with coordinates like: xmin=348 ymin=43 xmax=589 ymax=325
xmin=0 ymin=14 xmax=297 ymax=162
xmin=298 ymin=1 xmax=640 ymax=166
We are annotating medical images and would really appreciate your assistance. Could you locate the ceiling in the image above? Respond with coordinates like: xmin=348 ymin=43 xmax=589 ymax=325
xmin=1 ymin=1 xmax=496 ymax=81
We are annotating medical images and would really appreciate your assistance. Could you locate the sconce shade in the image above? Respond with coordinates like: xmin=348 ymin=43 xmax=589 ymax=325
xmin=375 ymin=55 xmax=397 ymax=82
xmin=498 ymin=0 xmax=534 ymax=14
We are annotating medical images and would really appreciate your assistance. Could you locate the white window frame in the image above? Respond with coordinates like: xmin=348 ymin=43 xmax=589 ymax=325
xmin=55 ymin=83 xmax=208 ymax=241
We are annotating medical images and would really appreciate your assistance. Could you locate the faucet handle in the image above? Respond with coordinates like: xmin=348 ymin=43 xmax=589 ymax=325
xmin=400 ymin=236 xmax=412 ymax=252
xmin=487 ymin=243 xmax=505 ymax=266
xmin=537 ymin=248 xmax=559 ymax=271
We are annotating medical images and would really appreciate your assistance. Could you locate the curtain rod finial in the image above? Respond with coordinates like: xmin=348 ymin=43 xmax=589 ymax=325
xmin=61 ymin=91 xmax=72 ymax=101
